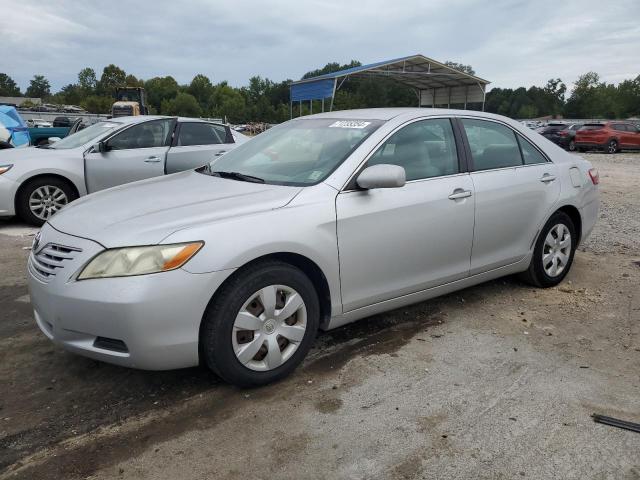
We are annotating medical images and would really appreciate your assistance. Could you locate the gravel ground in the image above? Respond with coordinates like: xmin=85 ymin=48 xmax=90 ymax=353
xmin=0 ymin=152 xmax=638 ymax=480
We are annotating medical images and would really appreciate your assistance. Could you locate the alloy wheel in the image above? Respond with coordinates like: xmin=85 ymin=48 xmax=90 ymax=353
xmin=232 ymin=284 xmax=307 ymax=371
xmin=29 ymin=185 xmax=69 ymax=220
xmin=542 ymin=224 xmax=571 ymax=277
xmin=568 ymin=140 xmax=576 ymax=151
xmin=607 ymin=140 xmax=617 ymax=154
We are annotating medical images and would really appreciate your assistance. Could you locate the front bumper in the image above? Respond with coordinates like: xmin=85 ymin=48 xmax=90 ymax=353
xmin=0 ymin=174 xmax=17 ymax=217
xmin=27 ymin=223 xmax=235 ymax=370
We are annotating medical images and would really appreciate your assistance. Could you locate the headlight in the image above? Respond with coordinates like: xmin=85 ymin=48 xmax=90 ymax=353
xmin=77 ymin=242 xmax=203 ymax=280
xmin=0 ymin=165 xmax=13 ymax=175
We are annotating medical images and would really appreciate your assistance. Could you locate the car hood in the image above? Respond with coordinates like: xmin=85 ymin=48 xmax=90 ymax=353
xmin=49 ymin=170 xmax=303 ymax=248
xmin=0 ymin=145 xmax=82 ymax=163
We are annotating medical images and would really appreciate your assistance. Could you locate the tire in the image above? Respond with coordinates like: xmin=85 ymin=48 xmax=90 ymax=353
xmin=201 ymin=260 xmax=320 ymax=387
xmin=519 ymin=211 xmax=577 ymax=288
xmin=16 ymin=176 xmax=77 ymax=226
xmin=568 ymin=140 xmax=576 ymax=152
xmin=605 ymin=139 xmax=618 ymax=154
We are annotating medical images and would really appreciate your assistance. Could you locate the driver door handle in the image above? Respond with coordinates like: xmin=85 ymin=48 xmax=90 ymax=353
xmin=213 ymin=150 xmax=227 ymax=157
xmin=448 ymin=189 xmax=472 ymax=200
xmin=144 ymin=156 xmax=161 ymax=163
xmin=540 ymin=174 xmax=556 ymax=183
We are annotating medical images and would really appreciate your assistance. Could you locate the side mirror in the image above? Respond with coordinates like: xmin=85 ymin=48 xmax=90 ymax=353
xmin=356 ymin=164 xmax=406 ymax=190
xmin=47 ymin=137 xmax=61 ymax=144
xmin=91 ymin=141 xmax=107 ymax=153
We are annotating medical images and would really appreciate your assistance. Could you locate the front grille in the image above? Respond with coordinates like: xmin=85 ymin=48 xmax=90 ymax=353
xmin=30 ymin=243 xmax=81 ymax=281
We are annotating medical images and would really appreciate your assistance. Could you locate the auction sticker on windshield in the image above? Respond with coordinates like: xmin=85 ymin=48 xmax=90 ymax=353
xmin=329 ymin=121 xmax=371 ymax=129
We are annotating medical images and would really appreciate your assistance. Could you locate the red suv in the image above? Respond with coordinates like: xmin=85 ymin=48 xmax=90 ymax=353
xmin=575 ymin=121 xmax=640 ymax=154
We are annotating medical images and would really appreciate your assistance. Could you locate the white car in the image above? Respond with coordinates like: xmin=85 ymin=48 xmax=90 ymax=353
xmin=27 ymin=119 xmax=53 ymax=128
xmin=0 ymin=116 xmax=248 ymax=225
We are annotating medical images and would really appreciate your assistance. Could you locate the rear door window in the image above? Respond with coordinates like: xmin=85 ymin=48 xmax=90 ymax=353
xmin=461 ymin=119 xmax=522 ymax=171
xmin=177 ymin=123 xmax=229 ymax=146
xmin=518 ymin=135 xmax=547 ymax=165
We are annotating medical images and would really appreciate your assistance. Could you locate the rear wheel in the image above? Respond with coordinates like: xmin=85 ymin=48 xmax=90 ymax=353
xmin=16 ymin=176 xmax=77 ymax=226
xmin=201 ymin=260 xmax=320 ymax=387
xmin=520 ymin=211 xmax=576 ymax=288
xmin=606 ymin=139 xmax=618 ymax=154
xmin=568 ymin=140 xmax=576 ymax=151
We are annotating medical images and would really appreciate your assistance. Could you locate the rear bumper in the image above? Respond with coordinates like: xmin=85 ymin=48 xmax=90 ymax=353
xmin=545 ymin=136 xmax=571 ymax=148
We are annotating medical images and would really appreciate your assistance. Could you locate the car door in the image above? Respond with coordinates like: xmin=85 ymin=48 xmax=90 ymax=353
xmin=165 ymin=122 xmax=234 ymax=174
xmin=622 ymin=124 xmax=640 ymax=148
xmin=336 ymin=118 xmax=475 ymax=312
xmin=84 ymin=118 xmax=174 ymax=193
xmin=459 ymin=118 xmax=560 ymax=275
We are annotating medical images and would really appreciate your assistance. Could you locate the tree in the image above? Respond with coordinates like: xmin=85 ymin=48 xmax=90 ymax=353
xmin=78 ymin=67 xmax=97 ymax=94
xmin=210 ymin=82 xmax=246 ymax=123
xmin=81 ymin=95 xmax=113 ymax=114
xmin=98 ymin=64 xmax=126 ymax=96
xmin=444 ymin=61 xmax=475 ymax=76
xmin=0 ymin=73 xmax=21 ymax=96
xmin=125 ymin=74 xmax=144 ymax=87
xmin=188 ymin=74 xmax=214 ymax=110
xmin=144 ymin=76 xmax=179 ymax=113
xmin=59 ymin=83 xmax=83 ymax=105
xmin=161 ymin=92 xmax=201 ymax=117
xmin=25 ymin=75 xmax=51 ymax=98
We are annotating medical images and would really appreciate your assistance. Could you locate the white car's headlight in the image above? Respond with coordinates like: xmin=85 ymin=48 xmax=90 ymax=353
xmin=77 ymin=242 xmax=203 ymax=280
xmin=0 ymin=164 xmax=13 ymax=175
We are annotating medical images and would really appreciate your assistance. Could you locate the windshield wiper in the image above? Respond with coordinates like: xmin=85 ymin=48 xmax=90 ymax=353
xmin=210 ymin=171 xmax=265 ymax=184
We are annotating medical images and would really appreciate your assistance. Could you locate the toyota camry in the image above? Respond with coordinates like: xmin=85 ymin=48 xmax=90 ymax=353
xmin=27 ymin=108 xmax=599 ymax=386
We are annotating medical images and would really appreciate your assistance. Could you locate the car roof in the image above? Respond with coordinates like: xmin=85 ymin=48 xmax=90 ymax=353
xmin=109 ymin=115 xmax=225 ymax=125
xmin=298 ymin=107 xmax=524 ymax=123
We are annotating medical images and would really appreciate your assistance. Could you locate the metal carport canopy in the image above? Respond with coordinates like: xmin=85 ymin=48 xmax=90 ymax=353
xmin=290 ymin=54 xmax=490 ymax=112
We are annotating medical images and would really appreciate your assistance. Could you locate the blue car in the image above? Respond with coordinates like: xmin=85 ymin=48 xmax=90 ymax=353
xmin=0 ymin=105 xmax=31 ymax=147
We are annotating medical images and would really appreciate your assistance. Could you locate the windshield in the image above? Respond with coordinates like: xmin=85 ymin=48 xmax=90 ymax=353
xmin=50 ymin=121 xmax=121 ymax=149
xmin=205 ymin=118 xmax=383 ymax=186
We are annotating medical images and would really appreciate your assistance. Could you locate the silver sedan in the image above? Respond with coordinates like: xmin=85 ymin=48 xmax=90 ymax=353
xmin=27 ymin=108 xmax=599 ymax=386
xmin=0 ymin=116 xmax=247 ymax=225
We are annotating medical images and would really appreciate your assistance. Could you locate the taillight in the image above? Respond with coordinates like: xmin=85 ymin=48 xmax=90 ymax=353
xmin=588 ymin=168 xmax=599 ymax=185
xmin=558 ymin=130 xmax=569 ymax=137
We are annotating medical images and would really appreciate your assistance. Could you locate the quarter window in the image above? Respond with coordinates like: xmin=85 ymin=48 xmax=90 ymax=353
xmin=108 ymin=119 xmax=173 ymax=150
xmin=177 ymin=123 xmax=229 ymax=146
xmin=368 ymin=118 xmax=459 ymax=181
xmin=518 ymin=135 xmax=547 ymax=165
xmin=461 ymin=119 xmax=522 ymax=170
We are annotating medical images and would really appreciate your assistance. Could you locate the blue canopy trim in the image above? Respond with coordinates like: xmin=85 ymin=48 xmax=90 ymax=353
xmin=290 ymin=78 xmax=335 ymax=101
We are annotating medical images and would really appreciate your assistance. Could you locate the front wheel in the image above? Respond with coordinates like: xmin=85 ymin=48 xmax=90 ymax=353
xmin=519 ymin=211 xmax=577 ymax=288
xmin=606 ymin=139 xmax=618 ymax=154
xmin=201 ymin=260 xmax=320 ymax=387
xmin=16 ymin=176 xmax=77 ymax=226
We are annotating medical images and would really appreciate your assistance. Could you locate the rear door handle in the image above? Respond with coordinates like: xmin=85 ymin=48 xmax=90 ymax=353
xmin=448 ymin=189 xmax=472 ymax=200
xmin=144 ymin=156 xmax=161 ymax=163
xmin=540 ymin=174 xmax=556 ymax=183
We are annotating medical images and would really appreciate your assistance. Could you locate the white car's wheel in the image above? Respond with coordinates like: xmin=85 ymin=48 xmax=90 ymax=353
xmin=16 ymin=177 xmax=77 ymax=226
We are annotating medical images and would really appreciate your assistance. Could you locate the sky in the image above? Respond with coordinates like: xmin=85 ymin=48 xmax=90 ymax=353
xmin=3 ymin=0 xmax=639 ymax=94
